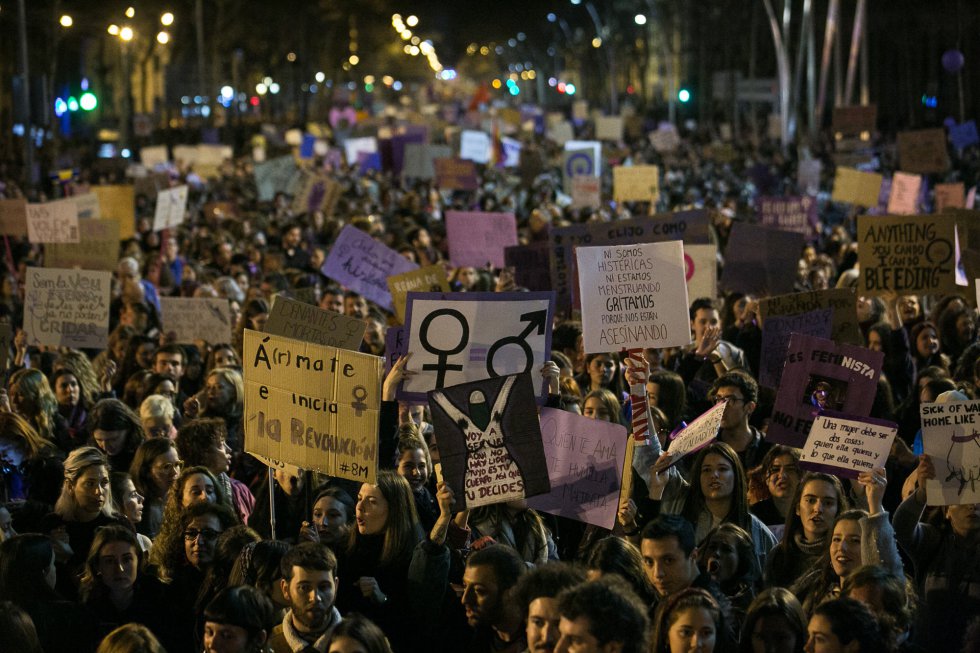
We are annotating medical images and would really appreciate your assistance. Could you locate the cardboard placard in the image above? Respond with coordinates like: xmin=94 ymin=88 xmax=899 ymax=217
xmin=897 ymin=129 xmax=950 ymax=175
xmin=433 ymin=158 xmax=479 ymax=190
xmin=832 ymin=167 xmax=883 ymax=207
xmin=152 ymin=185 xmax=189 ymax=232
xmin=596 ymin=115 xmax=624 ymax=142
xmin=505 ymin=242 xmax=552 ymax=292
xmin=160 ymin=297 xmax=232 ymax=345
xmin=459 ymin=130 xmax=492 ymax=164
xmin=576 ymin=241 xmax=691 ymax=352
xmin=26 ymin=199 xmax=80 ymax=244
xmin=445 ymin=211 xmax=518 ymax=269
xmin=265 ymin=295 xmax=365 ymax=350
xmin=920 ymin=399 xmax=980 ymax=506
xmin=857 ymin=214 xmax=956 ymax=295
xmin=936 ymin=183 xmax=966 ymax=212
xmin=403 ymin=143 xmax=451 ymax=180
xmin=759 ymin=288 xmax=862 ymax=346
xmin=649 ymin=126 xmax=681 ymax=153
xmin=886 ymin=172 xmax=922 ymax=215
xmin=44 ymin=219 xmax=120 ymax=272
xmin=254 ymin=155 xmax=300 ymax=202
xmin=719 ymin=223 xmax=805 ymax=296
xmin=571 ymin=177 xmax=601 ymax=209
xmin=243 ymin=329 xmax=381 ymax=483
xmin=24 ymin=267 xmax=111 ymax=349
xmin=0 ymin=199 xmax=28 ymax=237
xmin=683 ymin=244 xmax=717 ymax=303
xmin=547 ymin=121 xmax=575 ymax=145
xmin=797 ymin=158 xmax=822 ymax=196
xmin=400 ymin=291 xmax=555 ymax=403
xmin=140 ymin=145 xmax=169 ymax=168
xmin=550 ymin=210 xmax=712 ymax=313
xmin=767 ymin=334 xmax=883 ymax=448
xmin=72 ymin=193 xmax=101 ymax=219
xmin=92 ymin=185 xmax=136 ymax=240
xmin=831 ymin=105 xmax=877 ymax=136
xmin=386 ymin=264 xmax=451 ymax=324
xmin=526 ymin=408 xmax=628 ymax=529
xmin=759 ymin=308 xmax=834 ymax=389
xmin=321 ymin=225 xmax=419 ymax=311
xmin=757 ymin=196 xmax=818 ymax=236
xmin=427 ymin=373 xmax=550 ymax=509
xmin=612 ymin=165 xmax=660 ymax=203
xmin=799 ymin=411 xmax=897 ymax=479
xmin=668 ymin=400 xmax=726 ymax=461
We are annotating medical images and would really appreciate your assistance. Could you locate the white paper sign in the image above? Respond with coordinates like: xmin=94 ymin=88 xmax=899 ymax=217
xmin=500 ymin=137 xmax=522 ymax=167
xmin=800 ymin=413 xmax=897 ymax=479
xmin=649 ymin=126 xmax=681 ymax=153
xmin=886 ymin=172 xmax=922 ymax=215
xmin=669 ymin=400 xmax=726 ymax=461
xmin=140 ymin=145 xmax=169 ymax=168
xmin=26 ymin=199 xmax=80 ymax=244
xmin=460 ymin=130 xmax=492 ymax=164
xmin=564 ymin=141 xmax=602 ymax=176
xmin=343 ymin=137 xmax=378 ymax=166
xmin=72 ymin=193 xmax=101 ymax=219
xmin=24 ymin=267 xmax=111 ymax=348
xmin=921 ymin=400 xmax=980 ymax=506
xmin=548 ymin=121 xmax=575 ymax=145
xmin=152 ymin=185 xmax=189 ymax=231
xmin=160 ymin=296 xmax=232 ymax=345
xmin=596 ymin=116 xmax=624 ymax=142
xmin=576 ymin=241 xmax=691 ymax=353
xmin=684 ymin=244 xmax=718 ymax=303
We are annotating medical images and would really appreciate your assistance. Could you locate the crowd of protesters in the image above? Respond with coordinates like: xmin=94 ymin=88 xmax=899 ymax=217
xmin=0 ymin=100 xmax=978 ymax=653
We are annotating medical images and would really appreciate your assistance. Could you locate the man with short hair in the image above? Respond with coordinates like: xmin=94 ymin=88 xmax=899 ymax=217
xmin=554 ymin=576 xmax=648 ymax=653
xmin=708 ymin=370 xmax=771 ymax=471
xmin=513 ymin=563 xmax=586 ymax=653
xmin=343 ymin=291 xmax=369 ymax=320
xmin=639 ymin=515 xmax=702 ymax=600
xmin=153 ymin=343 xmax=188 ymax=406
xmin=268 ymin=542 xmax=342 ymax=653
xmin=675 ymin=298 xmax=747 ymax=411
xmin=462 ymin=544 xmax=528 ymax=653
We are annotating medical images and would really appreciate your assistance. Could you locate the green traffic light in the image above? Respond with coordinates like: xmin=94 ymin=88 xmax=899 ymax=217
xmin=67 ymin=96 xmax=79 ymax=112
xmin=678 ymin=88 xmax=691 ymax=103
xmin=79 ymin=92 xmax=98 ymax=111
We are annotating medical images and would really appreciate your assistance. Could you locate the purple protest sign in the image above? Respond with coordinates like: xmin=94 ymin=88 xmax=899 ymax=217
xmin=300 ymin=134 xmax=315 ymax=159
xmin=767 ymin=334 xmax=883 ymax=448
xmin=759 ymin=308 xmax=834 ymax=389
xmin=357 ymin=151 xmax=381 ymax=174
xmin=387 ymin=128 xmax=427 ymax=176
xmin=505 ymin=241 xmax=552 ymax=291
xmin=950 ymin=120 xmax=980 ymax=151
xmin=384 ymin=326 xmax=407 ymax=376
xmin=757 ymin=196 xmax=818 ymax=237
xmin=446 ymin=211 xmax=518 ymax=269
xmin=526 ymin=408 xmax=628 ymax=529
xmin=321 ymin=224 xmax=419 ymax=311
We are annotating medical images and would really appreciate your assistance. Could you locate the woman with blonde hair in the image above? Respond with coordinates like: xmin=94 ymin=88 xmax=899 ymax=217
xmin=96 ymin=623 xmax=167 ymax=653
xmin=6 ymin=368 xmax=69 ymax=448
xmin=0 ymin=411 xmax=62 ymax=505
xmin=138 ymin=394 xmax=176 ymax=440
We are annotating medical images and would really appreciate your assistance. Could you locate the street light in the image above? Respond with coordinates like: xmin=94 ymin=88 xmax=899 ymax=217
xmin=161 ymin=12 xmax=174 ymax=26
xmin=119 ymin=26 xmax=134 ymax=41
xmin=59 ymin=15 xmax=73 ymax=27
xmin=634 ymin=14 xmax=647 ymax=25
xmin=156 ymin=31 xmax=169 ymax=44
xmin=406 ymin=15 xmax=418 ymax=27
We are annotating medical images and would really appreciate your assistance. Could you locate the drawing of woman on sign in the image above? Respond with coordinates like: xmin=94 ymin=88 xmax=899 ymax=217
xmin=431 ymin=375 xmax=525 ymax=508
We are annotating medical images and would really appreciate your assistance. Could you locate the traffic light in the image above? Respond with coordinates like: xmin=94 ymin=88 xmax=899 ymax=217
xmin=678 ymin=88 xmax=691 ymax=103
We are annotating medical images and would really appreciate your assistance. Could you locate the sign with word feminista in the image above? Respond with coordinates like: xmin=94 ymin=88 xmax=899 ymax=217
xmin=800 ymin=411 xmax=897 ymax=479
xmin=243 ymin=329 xmax=382 ymax=483
xmin=24 ymin=268 xmax=111 ymax=349
xmin=400 ymin=291 xmax=555 ymax=403
xmin=920 ymin=399 xmax=980 ymax=506
xmin=576 ymin=241 xmax=691 ymax=352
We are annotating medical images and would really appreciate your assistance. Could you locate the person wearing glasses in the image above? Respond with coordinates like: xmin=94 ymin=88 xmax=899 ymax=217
xmin=129 ymin=439 xmax=182 ymax=538
xmin=708 ymin=371 xmax=771 ymax=473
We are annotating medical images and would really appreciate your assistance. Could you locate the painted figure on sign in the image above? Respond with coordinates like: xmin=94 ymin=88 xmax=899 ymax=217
xmin=946 ymin=424 xmax=980 ymax=495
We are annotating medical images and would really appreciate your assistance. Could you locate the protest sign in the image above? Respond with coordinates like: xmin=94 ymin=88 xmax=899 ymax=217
xmin=434 ymin=158 xmax=479 ymax=190
xmin=949 ymin=120 xmax=980 ymax=151
xmin=649 ymin=125 xmax=681 ymax=153
xmin=499 ymin=137 xmax=521 ymax=167
xmin=400 ymin=291 xmax=555 ymax=403
xmin=759 ymin=308 xmax=834 ymax=389
xmin=576 ymin=241 xmax=691 ymax=352
xmin=44 ymin=219 xmax=120 ymax=271
xmin=768 ymin=334 xmax=883 ymax=448
xmin=91 ymin=185 xmax=135 ymax=240
xmin=265 ymin=295 xmax=365 ymax=350
xmin=760 ymin=288 xmax=862 ymax=346
xmin=897 ymin=128 xmax=950 ymax=174
xmin=596 ymin=115 xmax=624 ymax=141
xmin=0 ymin=199 xmax=28 ymax=237
xmin=668 ymin=401 xmax=726 ymax=461
xmin=152 ymin=185 xmax=188 ymax=231
xmin=445 ymin=211 xmax=518 ymax=269
xmin=936 ymin=183 xmax=965 ymax=212
xmin=460 ymin=130 xmax=492 ymax=164
xmin=550 ymin=210 xmax=711 ymax=313
xmin=832 ymin=167 xmax=883 ymax=207
xmin=799 ymin=411 xmax=897 ymax=479
xmin=572 ymin=100 xmax=589 ymax=121
xmin=243 ymin=329 xmax=381 ymax=483
xmin=403 ymin=144 xmax=451 ymax=180
xmin=290 ymin=172 xmax=339 ymax=216
xmin=72 ymin=193 xmax=101 ymax=219
xmin=683 ymin=243 xmax=717 ymax=303
xmin=140 ymin=145 xmax=168 ymax=168
xmin=505 ymin=242 xmax=552 ymax=292
xmin=757 ymin=195 xmax=818 ymax=236
xmin=570 ymin=177 xmax=601 ymax=209
xmin=720 ymin=223 xmax=805 ymax=296
xmin=612 ymin=165 xmax=660 ymax=203
xmin=886 ymin=172 xmax=922 ymax=215
xmin=321 ymin=224 xmax=418 ymax=311
xmin=384 ymin=326 xmax=407 ymax=376
xmin=547 ymin=121 xmax=575 ymax=145
xmin=428 ymin=373 xmax=550 ymax=510
xmin=920 ymin=399 xmax=980 ymax=506
xmin=832 ymin=105 xmax=877 ymax=136
xmin=254 ymin=156 xmax=300 ymax=201
xmin=24 ymin=267 xmax=111 ymax=349
xmin=564 ymin=140 xmax=602 ymax=176
xmin=797 ymin=158 xmax=822 ymax=196
xmin=857 ymin=214 xmax=956 ymax=295
xmin=160 ymin=297 xmax=232 ymax=345
xmin=526 ymin=408 xmax=628 ymax=529
xmin=342 ymin=137 xmax=378 ymax=166
xmin=26 ymin=199 xmax=79 ymax=244
xmin=387 ymin=264 xmax=450 ymax=324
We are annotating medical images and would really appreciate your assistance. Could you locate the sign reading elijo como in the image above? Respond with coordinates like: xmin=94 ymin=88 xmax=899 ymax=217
xmin=243 ymin=329 xmax=382 ymax=483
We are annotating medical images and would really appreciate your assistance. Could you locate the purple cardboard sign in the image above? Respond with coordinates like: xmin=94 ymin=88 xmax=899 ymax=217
xmin=321 ymin=224 xmax=419 ymax=311
xmin=446 ymin=211 xmax=518 ymax=269
xmin=505 ymin=241 xmax=552 ymax=291
xmin=757 ymin=196 xmax=818 ymax=237
xmin=950 ymin=120 xmax=980 ymax=151
xmin=767 ymin=334 xmax=884 ymax=448
xmin=357 ymin=151 xmax=382 ymax=174
xmin=434 ymin=158 xmax=479 ymax=191
xmin=526 ymin=408 xmax=628 ymax=529
xmin=384 ymin=326 xmax=406 ymax=376
xmin=400 ymin=291 xmax=556 ymax=404
xmin=720 ymin=223 xmax=805 ymax=296
xmin=759 ymin=308 xmax=834 ymax=389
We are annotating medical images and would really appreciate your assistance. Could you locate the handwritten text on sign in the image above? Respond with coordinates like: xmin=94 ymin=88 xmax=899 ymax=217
xmin=800 ymin=412 xmax=897 ymax=479
xmin=576 ymin=241 xmax=691 ymax=352
xmin=243 ymin=329 xmax=381 ymax=483
xmin=24 ymin=268 xmax=111 ymax=349
xmin=152 ymin=185 xmax=189 ymax=232
xmin=920 ymin=400 xmax=980 ymax=506
xmin=857 ymin=214 xmax=956 ymax=295
xmin=669 ymin=400 xmax=726 ymax=462
xmin=400 ymin=291 xmax=555 ymax=403
xmin=160 ymin=297 xmax=231 ymax=345
xmin=26 ymin=199 xmax=80 ymax=244
xmin=387 ymin=264 xmax=450 ymax=324
xmin=527 ymin=408 xmax=627 ymax=529
xmin=265 ymin=295 xmax=365 ymax=351
xmin=321 ymin=224 xmax=419 ymax=311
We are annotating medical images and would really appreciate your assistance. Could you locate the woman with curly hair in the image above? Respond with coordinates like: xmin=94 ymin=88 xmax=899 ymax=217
xmin=6 ymin=368 xmax=69 ymax=449
xmin=698 ymin=523 xmax=762 ymax=623
xmin=53 ymin=349 xmax=106 ymax=407
xmin=806 ymin=598 xmax=887 ymax=653
xmin=150 ymin=465 xmax=231 ymax=574
xmin=176 ymin=417 xmax=254 ymax=524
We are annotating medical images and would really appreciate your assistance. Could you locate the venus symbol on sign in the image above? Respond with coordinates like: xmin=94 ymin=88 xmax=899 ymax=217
xmin=565 ymin=152 xmax=593 ymax=177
